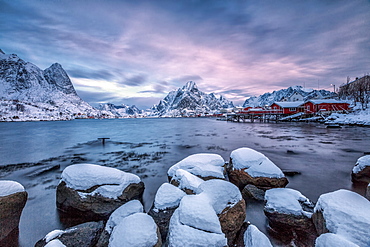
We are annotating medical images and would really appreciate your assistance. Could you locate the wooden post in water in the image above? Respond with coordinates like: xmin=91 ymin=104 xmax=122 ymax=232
xmin=98 ymin=138 xmax=110 ymax=145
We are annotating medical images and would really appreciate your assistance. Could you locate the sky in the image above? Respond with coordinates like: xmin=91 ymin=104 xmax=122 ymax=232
xmin=1 ymin=0 xmax=370 ymax=109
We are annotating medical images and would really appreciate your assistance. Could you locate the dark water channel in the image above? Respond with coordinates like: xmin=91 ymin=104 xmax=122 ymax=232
xmin=0 ymin=118 xmax=369 ymax=246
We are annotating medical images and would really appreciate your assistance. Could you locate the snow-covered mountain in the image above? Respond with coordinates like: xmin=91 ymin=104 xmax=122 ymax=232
xmin=0 ymin=50 xmax=100 ymax=121
xmin=243 ymin=86 xmax=336 ymax=107
xmin=97 ymin=103 xmax=143 ymax=118
xmin=151 ymin=81 xmax=234 ymax=117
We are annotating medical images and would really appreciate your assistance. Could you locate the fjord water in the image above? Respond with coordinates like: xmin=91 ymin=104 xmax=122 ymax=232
xmin=0 ymin=118 xmax=369 ymax=246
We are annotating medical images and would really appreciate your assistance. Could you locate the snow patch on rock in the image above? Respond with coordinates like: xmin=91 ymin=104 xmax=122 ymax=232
xmin=352 ymin=155 xmax=370 ymax=174
xmin=244 ymin=224 xmax=272 ymax=247
xmin=153 ymin=183 xmax=186 ymax=210
xmin=315 ymin=233 xmax=359 ymax=247
xmin=0 ymin=180 xmax=25 ymax=197
xmin=172 ymin=169 xmax=204 ymax=193
xmin=60 ymin=164 xmax=141 ymax=199
xmin=230 ymin=148 xmax=285 ymax=178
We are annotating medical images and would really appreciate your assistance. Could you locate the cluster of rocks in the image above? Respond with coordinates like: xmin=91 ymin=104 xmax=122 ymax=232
xmin=1 ymin=149 xmax=370 ymax=246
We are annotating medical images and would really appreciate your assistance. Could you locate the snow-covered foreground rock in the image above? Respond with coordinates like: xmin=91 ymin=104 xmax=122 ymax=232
xmin=315 ymin=233 xmax=359 ymax=247
xmin=226 ymin=147 xmax=288 ymax=189
xmin=313 ymin=189 xmax=370 ymax=246
xmin=35 ymin=221 xmax=104 ymax=247
xmin=264 ymin=188 xmax=317 ymax=246
xmin=56 ymin=164 xmax=144 ymax=220
xmin=167 ymin=179 xmax=246 ymax=246
xmin=148 ymin=183 xmax=186 ymax=241
xmin=0 ymin=180 xmax=27 ymax=242
xmin=168 ymin=153 xmax=226 ymax=180
xmin=351 ymin=155 xmax=370 ymax=183
xmin=243 ymin=224 xmax=272 ymax=247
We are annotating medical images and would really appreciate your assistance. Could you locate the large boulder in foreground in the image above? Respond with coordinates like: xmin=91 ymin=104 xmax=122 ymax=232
xmin=351 ymin=155 xmax=370 ymax=183
xmin=109 ymin=212 xmax=161 ymax=247
xmin=226 ymin=148 xmax=288 ymax=190
xmin=315 ymin=233 xmax=359 ymax=247
xmin=167 ymin=153 xmax=226 ymax=181
xmin=312 ymin=189 xmax=370 ymax=246
xmin=167 ymin=179 xmax=246 ymax=246
xmin=264 ymin=188 xmax=317 ymax=246
xmin=148 ymin=183 xmax=186 ymax=242
xmin=35 ymin=221 xmax=104 ymax=247
xmin=56 ymin=164 xmax=144 ymax=220
xmin=0 ymin=180 xmax=27 ymax=242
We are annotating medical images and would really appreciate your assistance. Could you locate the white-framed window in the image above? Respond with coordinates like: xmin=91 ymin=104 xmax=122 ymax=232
xmin=289 ymin=108 xmax=296 ymax=111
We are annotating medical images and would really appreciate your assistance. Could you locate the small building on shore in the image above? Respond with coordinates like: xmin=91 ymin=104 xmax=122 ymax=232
xmin=270 ymin=101 xmax=305 ymax=114
xmin=304 ymin=100 xmax=350 ymax=114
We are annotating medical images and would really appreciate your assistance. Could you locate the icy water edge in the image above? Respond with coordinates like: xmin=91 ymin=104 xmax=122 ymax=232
xmin=0 ymin=118 xmax=369 ymax=246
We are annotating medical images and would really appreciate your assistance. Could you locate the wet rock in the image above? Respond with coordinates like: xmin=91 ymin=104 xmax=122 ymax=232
xmin=109 ymin=213 xmax=161 ymax=247
xmin=312 ymin=189 xmax=370 ymax=246
xmin=351 ymin=155 xmax=370 ymax=183
xmin=148 ymin=183 xmax=186 ymax=241
xmin=282 ymin=170 xmax=301 ymax=176
xmin=242 ymin=184 xmax=265 ymax=201
xmin=167 ymin=153 xmax=226 ymax=181
xmin=0 ymin=181 xmax=27 ymax=242
xmin=56 ymin=164 xmax=144 ymax=221
xmin=366 ymin=184 xmax=370 ymax=200
xmin=226 ymin=147 xmax=288 ymax=190
xmin=35 ymin=221 xmax=104 ymax=247
xmin=264 ymin=188 xmax=317 ymax=246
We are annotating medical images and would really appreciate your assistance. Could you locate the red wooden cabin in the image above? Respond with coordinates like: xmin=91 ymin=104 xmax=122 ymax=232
xmin=270 ymin=101 xmax=304 ymax=114
xmin=304 ymin=100 xmax=350 ymax=113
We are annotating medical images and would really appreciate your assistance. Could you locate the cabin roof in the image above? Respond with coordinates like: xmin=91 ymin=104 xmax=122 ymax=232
xmin=272 ymin=101 xmax=305 ymax=108
xmin=307 ymin=99 xmax=350 ymax=105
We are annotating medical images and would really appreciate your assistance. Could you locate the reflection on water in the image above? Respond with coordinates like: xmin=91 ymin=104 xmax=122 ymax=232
xmin=0 ymin=118 xmax=369 ymax=246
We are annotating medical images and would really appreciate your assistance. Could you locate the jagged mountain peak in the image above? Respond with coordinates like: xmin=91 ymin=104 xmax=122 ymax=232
xmin=0 ymin=49 xmax=5 ymax=55
xmin=182 ymin=81 xmax=198 ymax=91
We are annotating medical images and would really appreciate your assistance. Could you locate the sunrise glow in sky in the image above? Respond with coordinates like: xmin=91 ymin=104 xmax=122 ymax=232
xmin=1 ymin=0 xmax=369 ymax=108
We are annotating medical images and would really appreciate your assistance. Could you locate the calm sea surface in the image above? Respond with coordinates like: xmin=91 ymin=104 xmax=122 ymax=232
xmin=0 ymin=118 xmax=369 ymax=246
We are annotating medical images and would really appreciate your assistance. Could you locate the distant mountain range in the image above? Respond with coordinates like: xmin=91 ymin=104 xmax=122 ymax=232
xmin=243 ymin=86 xmax=336 ymax=107
xmin=97 ymin=103 xmax=143 ymax=117
xmin=150 ymin=81 xmax=234 ymax=117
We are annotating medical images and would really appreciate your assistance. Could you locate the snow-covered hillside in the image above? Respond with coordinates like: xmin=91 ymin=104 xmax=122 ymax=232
xmin=243 ymin=86 xmax=336 ymax=107
xmin=97 ymin=103 xmax=143 ymax=118
xmin=151 ymin=81 xmax=234 ymax=117
xmin=0 ymin=51 xmax=101 ymax=121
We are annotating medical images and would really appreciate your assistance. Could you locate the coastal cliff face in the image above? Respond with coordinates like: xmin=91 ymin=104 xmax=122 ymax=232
xmin=0 ymin=51 xmax=100 ymax=121
xmin=151 ymin=81 xmax=234 ymax=117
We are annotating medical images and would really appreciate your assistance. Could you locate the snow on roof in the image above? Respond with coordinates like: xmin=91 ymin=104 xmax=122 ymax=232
xmin=308 ymin=99 xmax=350 ymax=104
xmin=105 ymin=200 xmax=143 ymax=234
xmin=315 ymin=233 xmax=359 ymax=247
xmin=168 ymin=209 xmax=227 ymax=247
xmin=0 ymin=180 xmax=25 ymax=197
xmin=352 ymin=155 xmax=370 ymax=174
xmin=230 ymin=148 xmax=285 ymax=178
xmin=109 ymin=213 xmax=159 ymax=247
xmin=60 ymin=164 xmax=141 ymax=199
xmin=154 ymin=183 xmax=186 ymax=210
xmin=172 ymin=169 xmax=204 ymax=193
xmin=272 ymin=101 xmax=304 ymax=108
xmin=264 ymin=188 xmax=313 ymax=217
xmin=314 ymin=189 xmax=370 ymax=246
xmin=244 ymin=225 xmax=273 ymax=247
xmin=198 ymin=179 xmax=242 ymax=214
xmin=167 ymin=153 xmax=225 ymax=179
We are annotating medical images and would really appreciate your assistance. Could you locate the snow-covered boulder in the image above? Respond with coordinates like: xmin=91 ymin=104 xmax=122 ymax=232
xmin=109 ymin=213 xmax=161 ymax=247
xmin=148 ymin=183 xmax=186 ymax=241
xmin=167 ymin=179 xmax=245 ymax=246
xmin=315 ymin=233 xmax=359 ymax=247
xmin=35 ymin=221 xmax=104 ymax=247
xmin=351 ymin=155 xmax=370 ymax=183
xmin=244 ymin=224 xmax=272 ymax=247
xmin=227 ymin=148 xmax=288 ymax=190
xmin=170 ymin=169 xmax=204 ymax=194
xmin=56 ymin=164 xmax=144 ymax=220
xmin=312 ymin=189 xmax=370 ymax=246
xmin=264 ymin=188 xmax=317 ymax=246
xmin=167 ymin=153 xmax=226 ymax=181
xmin=0 ymin=180 xmax=27 ymax=241
xmin=96 ymin=200 xmax=144 ymax=246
